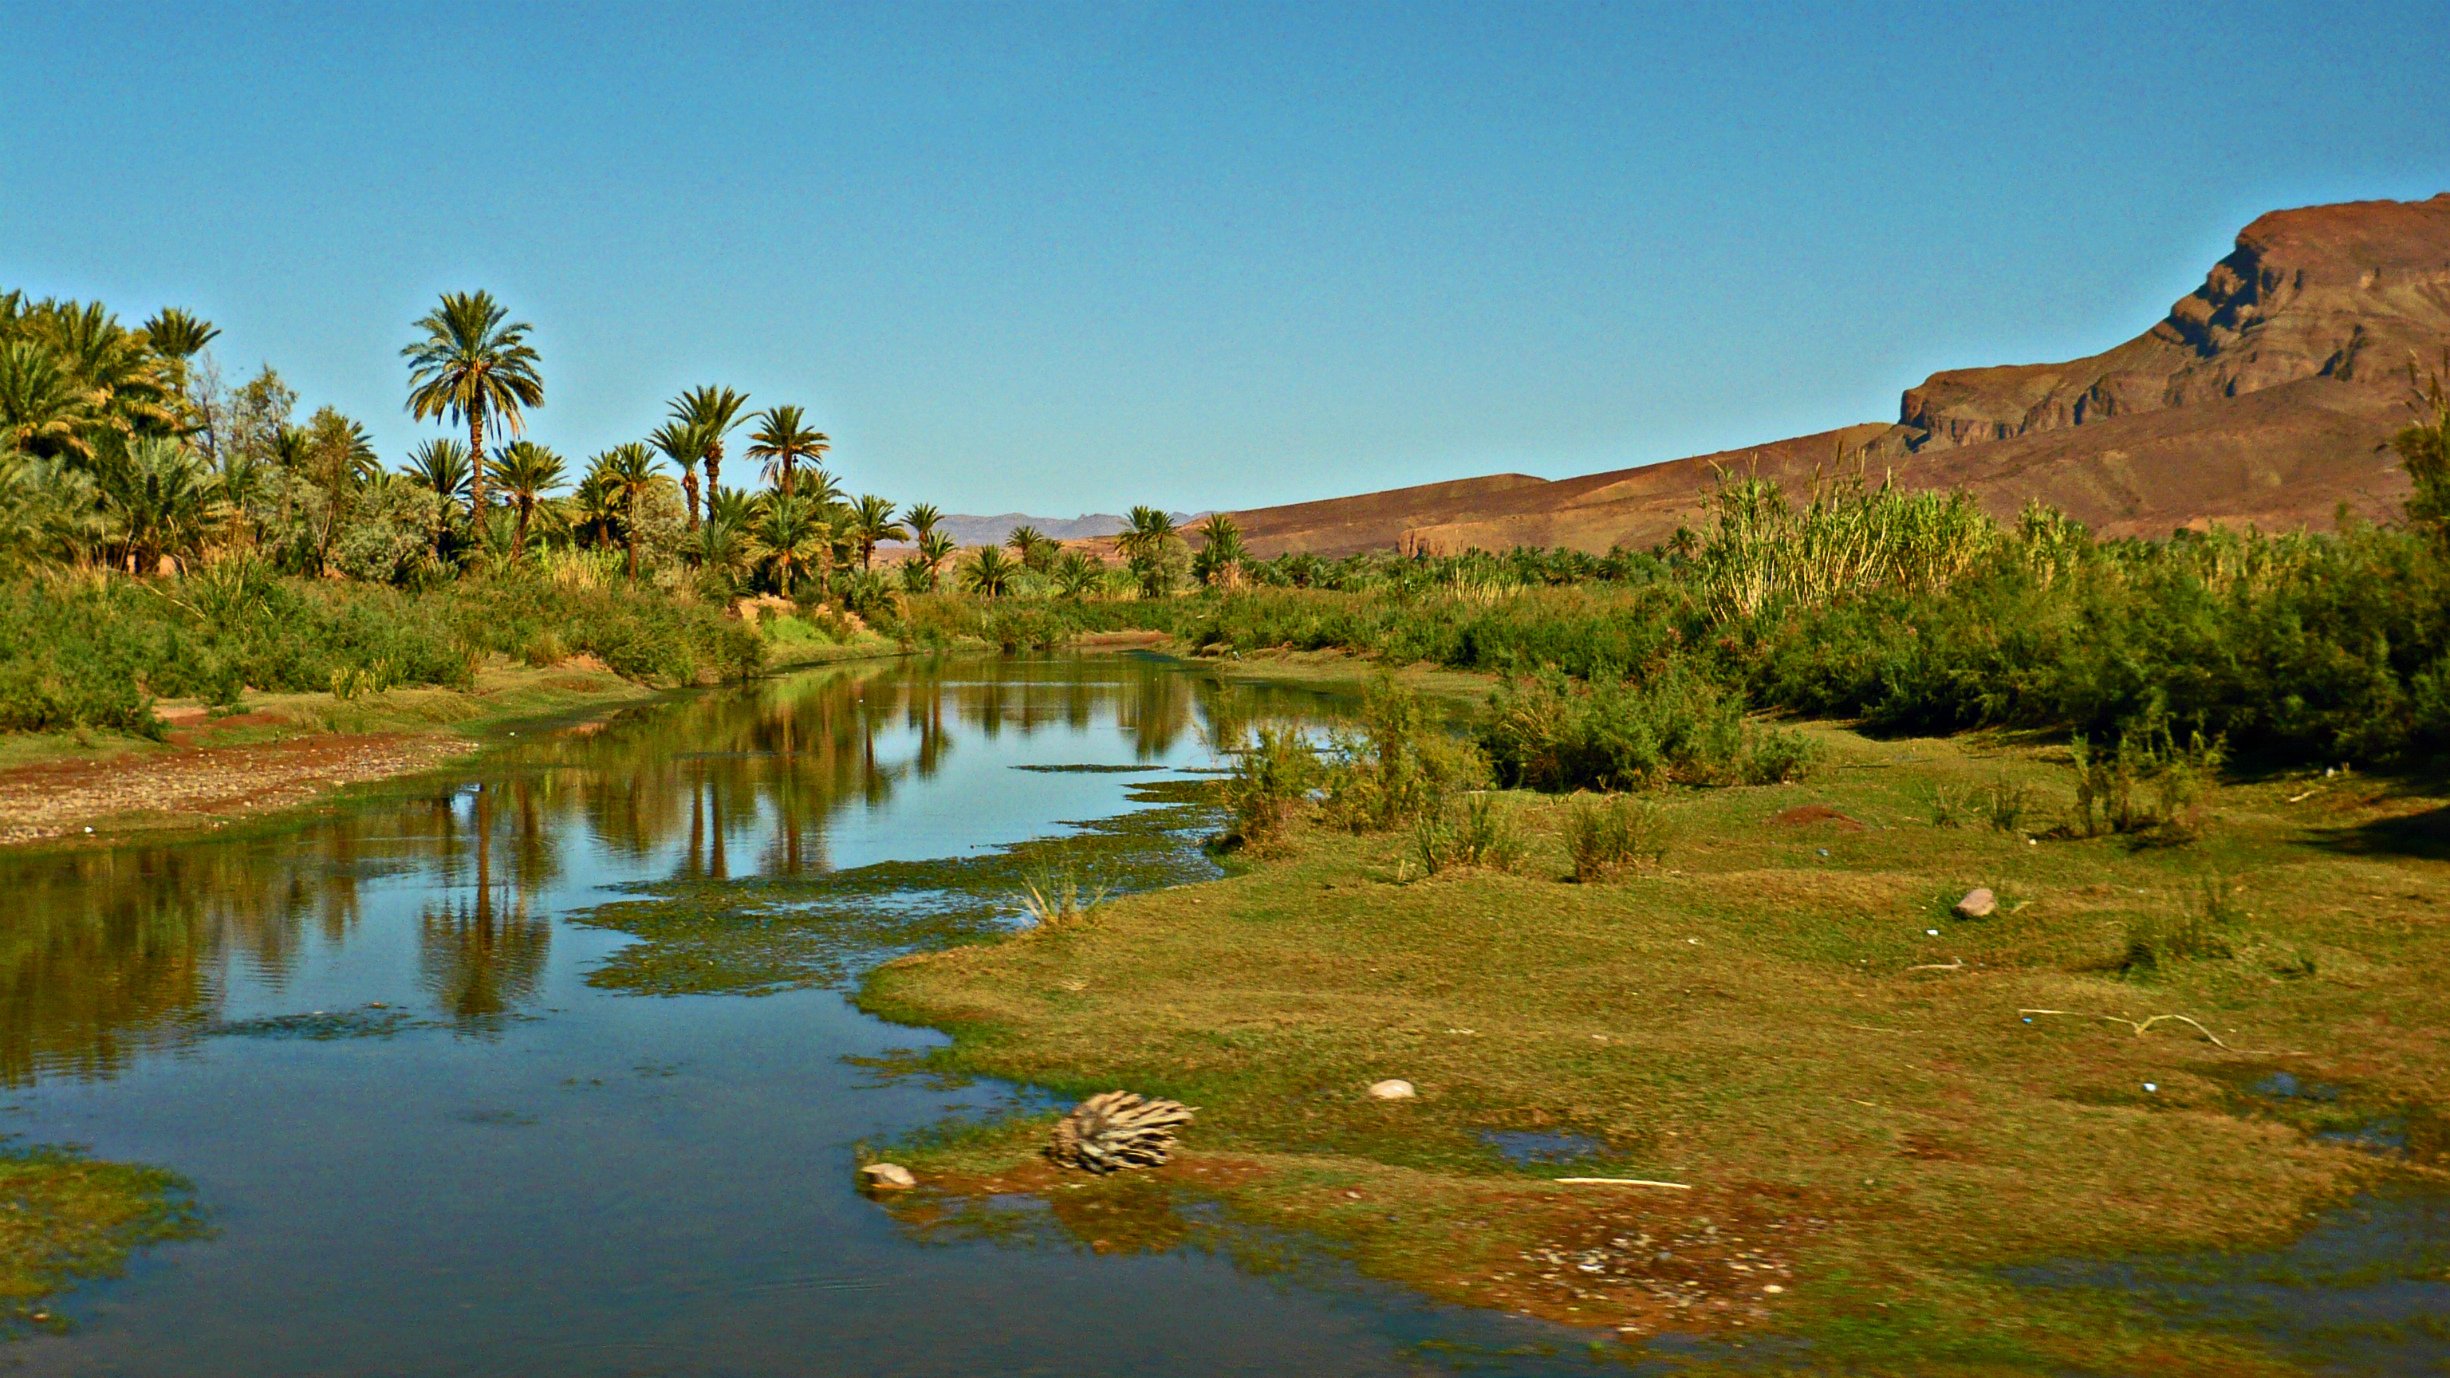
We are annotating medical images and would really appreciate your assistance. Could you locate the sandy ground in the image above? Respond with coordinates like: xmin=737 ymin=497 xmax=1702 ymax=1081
xmin=0 ymin=731 xmax=477 ymax=846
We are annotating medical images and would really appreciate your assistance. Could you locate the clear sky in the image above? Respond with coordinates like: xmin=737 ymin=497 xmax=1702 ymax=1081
xmin=6 ymin=2 xmax=2446 ymax=515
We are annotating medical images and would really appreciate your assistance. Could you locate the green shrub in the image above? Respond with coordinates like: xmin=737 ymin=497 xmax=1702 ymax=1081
xmin=1220 ymin=724 xmax=1321 ymax=850
xmin=1319 ymin=679 xmax=1489 ymax=830
xmin=1565 ymin=792 xmax=1674 ymax=881
xmin=1481 ymin=666 xmax=1817 ymax=791
xmin=1411 ymin=792 xmax=1525 ymax=876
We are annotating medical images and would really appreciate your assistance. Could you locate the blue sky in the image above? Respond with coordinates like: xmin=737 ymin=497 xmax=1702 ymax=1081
xmin=6 ymin=2 xmax=2446 ymax=514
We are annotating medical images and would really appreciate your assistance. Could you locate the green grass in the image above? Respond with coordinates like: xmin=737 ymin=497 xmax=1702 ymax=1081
xmin=859 ymin=720 xmax=2449 ymax=1374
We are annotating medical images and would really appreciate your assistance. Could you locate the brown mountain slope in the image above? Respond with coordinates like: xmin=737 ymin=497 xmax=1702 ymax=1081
xmin=1231 ymin=193 xmax=2450 ymax=557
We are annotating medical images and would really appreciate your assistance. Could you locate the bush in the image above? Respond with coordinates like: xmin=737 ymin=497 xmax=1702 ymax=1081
xmin=1319 ymin=679 xmax=1489 ymax=830
xmin=1219 ymin=724 xmax=1320 ymax=849
xmin=1565 ymin=792 xmax=1674 ymax=881
xmin=1411 ymin=792 xmax=1525 ymax=876
xmin=1482 ymin=666 xmax=1817 ymax=791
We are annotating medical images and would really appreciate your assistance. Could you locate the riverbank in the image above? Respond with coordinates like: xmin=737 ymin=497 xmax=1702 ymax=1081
xmin=859 ymin=718 xmax=2450 ymax=1374
xmin=0 ymin=630 xmax=920 ymax=848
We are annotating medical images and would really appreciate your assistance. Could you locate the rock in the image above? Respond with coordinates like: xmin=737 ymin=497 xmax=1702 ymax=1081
xmin=1367 ymin=1079 xmax=1417 ymax=1101
xmin=1952 ymin=888 xmax=1997 ymax=920
xmin=859 ymin=1162 xmax=917 ymax=1191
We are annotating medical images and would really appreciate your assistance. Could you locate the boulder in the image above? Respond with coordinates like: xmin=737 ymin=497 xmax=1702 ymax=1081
xmin=1952 ymin=887 xmax=1997 ymax=920
xmin=1367 ymin=1079 xmax=1417 ymax=1101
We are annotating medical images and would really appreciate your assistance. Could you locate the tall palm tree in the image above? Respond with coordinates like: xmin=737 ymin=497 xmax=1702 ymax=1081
xmin=902 ymin=502 xmax=943 ymax=544
xmin=744 ymin=404 xmax=828 ymax=498
xmin=851 ymin=494 xmax=907 ymax=569
xmin=491 ymin=440 xmax=567 ymax=559
xmin=142 ymin=307 xmax=219 ymax=362
xmin=669 ymin=386 xmax=750 ymax=496
xmin=402 ymin=291 xmax=544 ymax=522
xmin=599 ymin=442 xmax=663 ymax=581
xmin=648 ymin=419 xmax=707 ymax=531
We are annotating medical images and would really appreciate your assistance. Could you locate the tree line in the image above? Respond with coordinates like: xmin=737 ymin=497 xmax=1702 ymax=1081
xmin=1 ymin=287 xmax=1259 ymax=610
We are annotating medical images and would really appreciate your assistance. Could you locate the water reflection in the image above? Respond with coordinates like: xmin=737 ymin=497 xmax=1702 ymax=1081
xmin=0 ymin=656 xmax=1317 ymax=1087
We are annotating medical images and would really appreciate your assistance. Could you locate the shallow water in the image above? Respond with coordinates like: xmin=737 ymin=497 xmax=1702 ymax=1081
xmin=0 ymin=656 xmax=1614 ymax=1377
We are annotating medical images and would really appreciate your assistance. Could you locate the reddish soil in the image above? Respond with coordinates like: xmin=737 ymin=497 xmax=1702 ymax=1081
xmin=1770 ymin=804 xmax=1866 ymax=830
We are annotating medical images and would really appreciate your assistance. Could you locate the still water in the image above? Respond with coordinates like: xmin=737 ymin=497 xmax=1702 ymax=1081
xmin=0 ymin=656 xmax=1608 ymax=1377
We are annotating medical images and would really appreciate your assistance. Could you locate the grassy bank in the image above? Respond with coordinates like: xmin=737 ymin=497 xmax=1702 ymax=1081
xmin=860 ymin=719 xmax=2449 ymax=1374
xmin=0 ymin=1142 xmax=203 ymax=1334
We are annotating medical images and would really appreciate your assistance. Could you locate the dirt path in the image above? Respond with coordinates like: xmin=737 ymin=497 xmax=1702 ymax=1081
xmin=0 ymin=731 xmax=478 ymax=846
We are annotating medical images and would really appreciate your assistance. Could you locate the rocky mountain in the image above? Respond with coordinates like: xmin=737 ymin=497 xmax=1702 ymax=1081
xmin=927 ymin=512 xmax=1202 ymax=549
xmin=1229 ymin=193 xmax=2450 ymax=557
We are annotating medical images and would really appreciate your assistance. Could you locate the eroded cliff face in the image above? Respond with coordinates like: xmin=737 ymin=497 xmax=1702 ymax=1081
xmin=1885 ymin=193 xmax=2450 ymax=455
xmin=1227 ymin=193 xmax=2449 ymax=557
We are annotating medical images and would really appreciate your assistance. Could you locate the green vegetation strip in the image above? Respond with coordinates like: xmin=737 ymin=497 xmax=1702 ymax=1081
xmin=0 ymin=1141 xmax=205 ymax=1335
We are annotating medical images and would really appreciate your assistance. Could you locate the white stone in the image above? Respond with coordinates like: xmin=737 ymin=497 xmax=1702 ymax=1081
xmin=859 ymin=1162 xmax=917 ymax=1190
xmin=1367 ymin=1079 xmax=1417 ymax=1101
xmin=1952 ymin=887 xmax=1997 ymax=920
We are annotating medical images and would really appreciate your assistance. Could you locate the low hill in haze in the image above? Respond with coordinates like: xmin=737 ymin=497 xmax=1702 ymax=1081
xmin=1226 ymin=193 xmax=2450 ymax=556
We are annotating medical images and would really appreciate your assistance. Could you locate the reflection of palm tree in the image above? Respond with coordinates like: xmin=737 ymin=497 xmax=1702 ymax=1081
xmin=419 ymin=901 xmax=551 ymax=1023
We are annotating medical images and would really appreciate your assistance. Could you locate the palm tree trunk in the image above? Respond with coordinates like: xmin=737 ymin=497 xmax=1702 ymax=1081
xmin=467 ymin=404 xmax=487 ymax=524
xmin=626 ymin=497 xmax=640 ymax=581
xmin=682 ymin=468 xmax=701 ymax=531
xmin=513 ymin=501 xmax=530 ymax=559
xmin=780 ymin=456 xmax=794 ymax=499
xmin=705 ymin=444 xmax=721 ymax=497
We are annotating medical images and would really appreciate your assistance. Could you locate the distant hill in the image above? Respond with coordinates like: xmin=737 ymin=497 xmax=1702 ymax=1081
xmin=929 ymin=512 xmax=1203 ymax=549
xmin=1227 ymin=193 xmax=2450 ymax=556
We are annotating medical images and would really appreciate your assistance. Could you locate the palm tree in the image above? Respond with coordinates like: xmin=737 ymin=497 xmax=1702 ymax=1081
xmin=648 ymin=420 xmax=707 ymax=530
xmin=599 ymin=442 xmax=664 ymax=581
xmin=142 ymin=307 xmax=219 ymax=362
xmin=1007 ymin=524 xmax=1053 ymax=572
xmin=1118 ymin=505 xmax=1183 ymax=596
xmin=95 ymin=434 xmax=222 ymax=574
xmin=704 ymin=484 xmax=759 ymax=531
xmin=915 ymin=529 xmax=955 ymax=586
xmin=962 ymin=544 xmax=1017 ymax=598
xmin=851 ymin=494 xmax=906 ymax=569
xmin=403 ymin=291 xmax=543 ymax=522
xmin=1117 ymin=505 xmax=1178 ymax=561
xmin=404 ymin=438 xmax=473 ymax=565
xmin=0 ymin=341 xmax=93 ymax=460
xmin=1194 ymin=513 xmax=1248 ymax=590
xmin=669 ymin=386 xmax=750 ymax=496
xmin=748 ymin=493 xmax=828 ymax=596
xmin=745 ymin=404 xmax=828 ymax=498
xmin=572 ymin=459 xmax=625 ymax=551
xmin=404 ymin=438 xmax=474 ymax=504
xmin=1054 ymin=549 xmax=1103 ymax=598
xmin=491 ymin=439 xmax=566 ymax=559
xmin=903 ymin=502 xmax=943 ymax=544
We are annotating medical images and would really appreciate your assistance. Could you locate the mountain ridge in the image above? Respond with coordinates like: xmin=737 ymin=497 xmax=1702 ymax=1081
xmin=1224 ymin=193 xmax=2450 ymax=557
